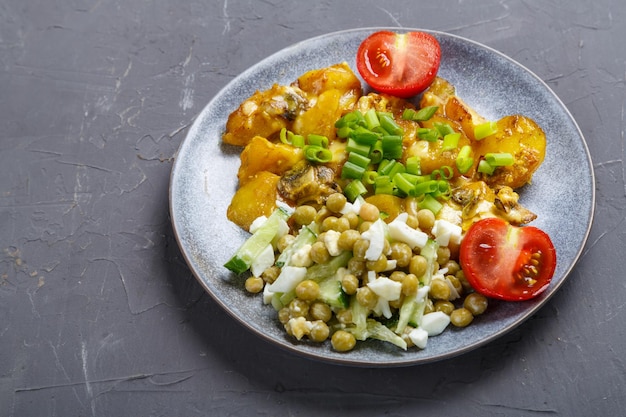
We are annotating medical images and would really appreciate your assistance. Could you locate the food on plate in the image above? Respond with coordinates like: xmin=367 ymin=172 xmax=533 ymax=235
xmin=221 ymin=48 xmax=555 ymax=352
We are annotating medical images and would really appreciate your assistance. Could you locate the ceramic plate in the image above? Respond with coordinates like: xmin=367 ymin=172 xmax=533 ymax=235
xmin=169 ymin=28 xmax=594 ymax=367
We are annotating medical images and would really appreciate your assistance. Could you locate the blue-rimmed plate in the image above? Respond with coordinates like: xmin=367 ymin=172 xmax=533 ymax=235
xmin=169 ymin=28 xmax=594 ymax=367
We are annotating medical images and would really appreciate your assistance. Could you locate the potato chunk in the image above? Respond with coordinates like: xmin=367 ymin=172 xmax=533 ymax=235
xmin=237 ymin=136 xmax=303 ymax=185
xmin=295 ymin=62 xmax=362 ymax=98
xmin=227 ymin=171 xmax=280 ymax=231
xmin=222 ymin=84 xmax=308 ymax=146
xmin=292 ymin=63 xmax=362 ymax=141
xmin=473 ymin=115 xmax=546 ymax=189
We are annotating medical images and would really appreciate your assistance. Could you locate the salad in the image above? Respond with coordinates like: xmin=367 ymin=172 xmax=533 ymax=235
xmin=221 ymin=31 xmax=556 ymax=352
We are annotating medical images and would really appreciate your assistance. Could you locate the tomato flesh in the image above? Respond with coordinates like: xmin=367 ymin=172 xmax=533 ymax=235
xmin=459 ymin=217 xmax=557 ymax=301
xmin=356 ymin=31 xmax=441 ymax=98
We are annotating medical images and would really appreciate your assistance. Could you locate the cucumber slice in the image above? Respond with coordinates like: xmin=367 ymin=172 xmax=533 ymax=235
xmin=305 ymin=251 xmax=351 ymax=281
xmin=318 ymin=274 xmax=349 ymax=309
xmin=275 ymin=225 xmax=317 ymax=267
xmin=224 ymin=207 xmax=290 ymax=274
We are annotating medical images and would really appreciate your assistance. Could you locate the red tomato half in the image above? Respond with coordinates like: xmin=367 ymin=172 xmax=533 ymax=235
xmin=459 ymin=218 xmax=557 ymax=301
xmin=356 ymin=31 xmax=441 ymax=98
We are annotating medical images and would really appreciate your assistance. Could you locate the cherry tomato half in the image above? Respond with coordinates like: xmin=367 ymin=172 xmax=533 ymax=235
xmin=356 ymin=31 xmax=441 ymax=98
xmin=459 ymin=217 xmax=557 ymax=301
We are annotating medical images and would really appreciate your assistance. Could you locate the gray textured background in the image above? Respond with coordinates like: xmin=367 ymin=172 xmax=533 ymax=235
xmin=1 ymin=1 xmax=624 ymax=416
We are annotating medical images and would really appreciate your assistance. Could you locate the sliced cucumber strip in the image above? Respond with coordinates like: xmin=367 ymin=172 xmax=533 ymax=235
xmin=224 ymin=207 xmax=290 ymax=274
xmin=275 ymin=225 xmax=317 ymax=268
xmin=318 ymin=274 xmax=349 ymax=309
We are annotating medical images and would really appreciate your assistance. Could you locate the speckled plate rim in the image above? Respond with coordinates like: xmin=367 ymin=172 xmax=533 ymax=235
xmin=169 ymin=27 xmax=595 ymax=367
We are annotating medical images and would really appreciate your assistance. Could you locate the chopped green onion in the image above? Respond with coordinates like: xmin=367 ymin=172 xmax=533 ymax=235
xmin=432 ymin=180 xmax=451 ymax=198
xmin=455 ymin=145 xmax=474 ymax=174
xmin=334 ymin=115 xmax=349 ymax=129
xmin=335 ymin=110 xmax=363 ymax=129
xmin=401 ymin=172 xmax=420 ymax=185
xmin=348 ymin=152 xmax=371 ymax=169
xmin=378 ymin=159 xmax=396 ymax=176
xmin=304 ymin=145 xmax=332 ymax=164
xmin=350 ymin=126 xmax=380 ymax=145
xmin=435 ymin=122 xmax=455 ymax=137
xmin=362 ymin=170 xmax=378 ymax=185
xmin=417 ymin=128 xmax=440 ymax=142
xmin=341 ymin=160 xmax=366 ymax=179
xmin=279 ymin=127 xmax=288 ymax=144
xmin=381 ymin=135 xmax=403 ymax=160
xmin=307 ymin=134 xmax=329 ymax=148
xmin=346 ymin=138 xmax=371 ymax=156
xmin=418 ymin=194 xmax=443 ymax=215
xmin=402 ymin=106 xmax=438 ymax=121
xmin=442 ymin=132 xmax=461 ymax=151
xmin=430 ymin=165 xmax=454 ymax=180
xmin=485 ymin=152 xmax=514 ymax=166
xmin=374 ymin=175 xmax=395 ymax=195
xmin=280 ymin=128 xmax=305 ymax=147
xmin=364 ymin=109 xmax=380 ymax=130
xmin=387 ymin=161 xmax=406 ymax=178
xmin=369 ymin=140 xmax=383 ymax=165
xmin=414 ymin=174 xmax=431 ymax=184
xmin=414 ymin=180 xmax=439 ymax=196
xmin=344 ymin=179 xmax=367 ymax=202
xmin=477 ymin=159 xmax=495 ymax=175
xmin=474 ymin=121 xmax=498 ymax=140
xmin=291 ymin=134 xmax=305 ymax=148
xmin=378 ymin=112 xmax=403 ymax=136
xmin=405 ymin=156 xmax=421 ymax=175
xmin=336 ymin=126 xmax=352 ymax=139
xmin=393 ymin=173 xmax=417 ymax=196
xmin=442 ymin=165 xmax=454 ymax=179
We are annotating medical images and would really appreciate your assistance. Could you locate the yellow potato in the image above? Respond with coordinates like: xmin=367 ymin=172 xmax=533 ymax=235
xmin=237 ymin=136 xmax=303 ymax=185
xmin=222 ymin=84 xmax=308 ymax=146
xmin=227 ymin=171 xmax=280 ymax=231
xmin=292 ymin=63 xmax=363 ymax=141
xmin=473 ymin=115 xmax=546 ymax=189
xmin=292 ymin=89 xmax=344 ymax=141
xmin=444 ymin=96 xmax=487 ymax=141
xmin=295 ymin=62 xmax=362 ymax=97
xmin=419 ymin=77 xmax=455 ymax=111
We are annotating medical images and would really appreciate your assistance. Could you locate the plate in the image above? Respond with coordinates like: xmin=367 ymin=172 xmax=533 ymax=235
xmin=169 ymin=28 xmax=595 ymax=366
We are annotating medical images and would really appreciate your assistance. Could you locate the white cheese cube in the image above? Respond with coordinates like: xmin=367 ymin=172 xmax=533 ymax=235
xmin=267 ymin=266 xmax=307 ymax=293
xmin=290 ymin=244 xmax=313 ymax=267
xmin=367 ymin=277 xmax=402 ymax=301
xmin=388 ymin=216 xmax=429 ymax=249
xmin=361 ymin=218 xmax=386 ymax=261
xmin=409 ymin=327 xmax=429 ymax=349
xmin=383 ymin=259 xmax=398 ymax=271
xmin=420 ymin=311 xmax=451 ymax=336
xmin=432 ymin=219 xmax=463 ymax=247
xmin=263 ymin=283 xmax=275 ymax=305
xmin=323 ymin=230 xmax=343 ymax=257
xmin=339 ymin=201 xmax=358 ymax=215
xmin=249 ymin=215 xmax=268 ymax=233
xmin=416 ymin=285 xmax=430 ymax=302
